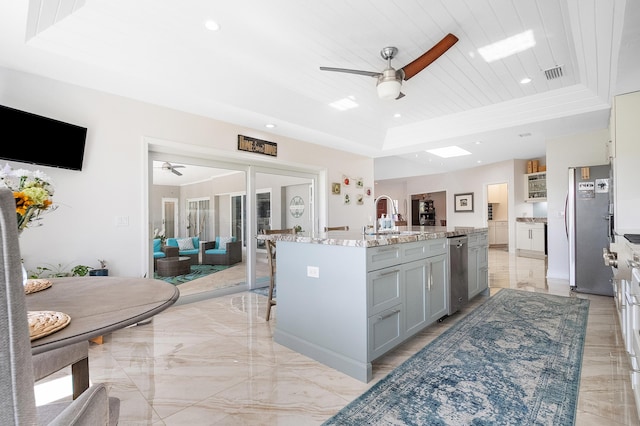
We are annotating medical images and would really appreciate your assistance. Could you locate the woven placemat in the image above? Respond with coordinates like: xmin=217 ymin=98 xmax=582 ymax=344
xmin=24 ymin=278 xmax=52 ymax=295
xmin=28 ymin=311 xmax=71 ymax=341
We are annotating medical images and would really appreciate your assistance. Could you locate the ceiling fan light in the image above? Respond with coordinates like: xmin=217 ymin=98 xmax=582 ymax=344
xmin=377 ymin=80 xmax=401 ymax=100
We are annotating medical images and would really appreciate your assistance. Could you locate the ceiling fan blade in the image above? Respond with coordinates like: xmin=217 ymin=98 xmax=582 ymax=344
xmin=396 ymin=92 xmax=405 ymax=100
xmin=171 ymin=169 xmax=183 ymax=176
xmin=401 ymin=33 xmax=459 ymax=80
xmin=172 ymin=165 xmax=185 ymax=169
xmin=319 ymin=67 xmax=381 ymax=78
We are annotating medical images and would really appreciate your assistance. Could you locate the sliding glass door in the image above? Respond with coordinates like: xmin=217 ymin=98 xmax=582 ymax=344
xmin=186 ymin=197 xmax=211 ymax=241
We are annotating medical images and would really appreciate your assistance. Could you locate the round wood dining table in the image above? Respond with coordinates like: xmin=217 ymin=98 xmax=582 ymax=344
xmin=26 ymin=276 xmax=179 ymax=397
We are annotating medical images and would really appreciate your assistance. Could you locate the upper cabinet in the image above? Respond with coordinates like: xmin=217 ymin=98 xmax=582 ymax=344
xmin=488 ymin=183 xmax=507 ymax=204
xmin=611 ymin=91 xmax=640 ymax=231
xmin=524 ymin=172 xmax=546 ymax=202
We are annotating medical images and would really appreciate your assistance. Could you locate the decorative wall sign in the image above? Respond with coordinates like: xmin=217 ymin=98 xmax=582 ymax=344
xmin=331 ymin=182 xmax=341 ymax=195
xmin=289 ymin=196 xmax=305 ymax=217
xmin=344 ymin=193 xmax=351 ymax=205
xmin=454 ymin=192 xmax=474 ymax=212
xmin=364 ymin=187 xmax=372 ymax=197
xmin=356 ymin=178 xmax=364 ymax=188
xmin=342 ymin=175 xmax=350 ymax=186
xmin=237 ymin=135 xmax=277 ymax=157
xmin=357 ymin=194 xmax=364 ymax=205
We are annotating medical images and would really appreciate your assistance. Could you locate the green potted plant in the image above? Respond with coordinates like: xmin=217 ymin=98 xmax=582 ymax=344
xmin=71 ymin=264 xmax=92 ymax=277
xmin=89 ymin=259 xmax=109 ymax=276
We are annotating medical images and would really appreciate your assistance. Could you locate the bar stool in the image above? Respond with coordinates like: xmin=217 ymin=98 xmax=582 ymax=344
xmin=262 ymin=228 xmax=296 ymax=321
xmin=265 ymin=239 xmax=277 ymax=321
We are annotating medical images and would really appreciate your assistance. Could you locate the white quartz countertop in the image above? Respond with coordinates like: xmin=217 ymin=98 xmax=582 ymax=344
xmin=257 ymin=226 xmax=488 ymax=248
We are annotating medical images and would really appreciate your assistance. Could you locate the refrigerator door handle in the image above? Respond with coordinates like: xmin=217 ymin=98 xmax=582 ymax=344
xmin=564 ymin=193 xmax=569 ymax=238
xmin=567 ymin=168 xmax=577 ymax=288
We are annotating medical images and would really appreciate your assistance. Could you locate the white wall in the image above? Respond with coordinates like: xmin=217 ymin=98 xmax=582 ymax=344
xmin=1 ymin=67 xmax=373 ymax=277
xmin=545 ymin=129 xmax=610 ymax=280
xmin=376 ymin=159 xmax=520 ymax=247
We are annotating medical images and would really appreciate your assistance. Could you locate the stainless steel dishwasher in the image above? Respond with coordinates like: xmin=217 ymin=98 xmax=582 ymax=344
xmin=447 ymin=235 xmax=468 ymax=315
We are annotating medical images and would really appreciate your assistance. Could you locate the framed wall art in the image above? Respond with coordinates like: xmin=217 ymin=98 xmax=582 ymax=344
xmin=454 ymin=192 xmax=474 ymax=212
xmin=331 ymin=182 xmax=341 ymax=195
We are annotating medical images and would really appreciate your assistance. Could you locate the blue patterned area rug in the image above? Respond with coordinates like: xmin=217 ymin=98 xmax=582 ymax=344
xmin=250 ymin=277 xmax=274 ymax=297
xmin=154 ymin=264 xmax=229 ymax=285
xmin=323 ymin=289 xmax=589 ymax=426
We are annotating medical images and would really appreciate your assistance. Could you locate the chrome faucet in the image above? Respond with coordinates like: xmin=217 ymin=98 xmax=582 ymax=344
xmin=373 ymin=194 xmax=398 ymax=234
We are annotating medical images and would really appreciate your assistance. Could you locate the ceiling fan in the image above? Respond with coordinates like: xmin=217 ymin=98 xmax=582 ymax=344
xmin=320 ymin=33 xmax=458 ymax=100
xmin=159 ymin=162 xmax=185 ymax=176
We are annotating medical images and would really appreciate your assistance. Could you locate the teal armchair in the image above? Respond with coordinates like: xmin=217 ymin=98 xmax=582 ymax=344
xmin=165 ymin=237 xmax=201 ymax=265
xmin=153 ymin=238 xmax=178 ymax=269
xmin=201 ymin=236 xmax=242 ymax=266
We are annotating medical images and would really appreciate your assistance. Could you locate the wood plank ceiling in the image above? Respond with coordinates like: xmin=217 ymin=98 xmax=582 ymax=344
xmin=1 ymin=0 xmax=636 ymax=178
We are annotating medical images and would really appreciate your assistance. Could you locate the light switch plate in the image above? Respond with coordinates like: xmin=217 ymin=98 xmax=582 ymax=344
xmin=307 ymin=266 xmax=319 ymax=278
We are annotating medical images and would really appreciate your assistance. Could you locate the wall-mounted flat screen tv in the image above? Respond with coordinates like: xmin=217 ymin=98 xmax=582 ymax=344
xmin=0 ymin=104 xmax=87 ymax=171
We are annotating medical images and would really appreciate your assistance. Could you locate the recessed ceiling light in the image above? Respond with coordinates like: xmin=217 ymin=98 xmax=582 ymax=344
xmin=477 ymin=160 xmax=482 ymax=164
xmin=478 ymin=30 xmax=535 ymax=62
xmin=265 ymin=123 xmax=276 ymax=129
xmin=393 ymin=113 xmax=402 ymax=118
xmin=520 ymin=77 xmax=532 ymax=84
xmin=475 ymin=141 xmax=482 ymax=145
xmin=204 ymin=20 xmax=220 ymax=31
xmin=329 ymin=98 xmax=359 ymax=111
xmin=426 ymin=146 xmax=472 ymax=158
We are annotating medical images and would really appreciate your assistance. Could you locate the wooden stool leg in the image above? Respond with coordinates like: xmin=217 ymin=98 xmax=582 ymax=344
xmin=266 ymin=240 xmax=276 ymax=321
xmin=266 ymin=274 xmax=276 ymax=321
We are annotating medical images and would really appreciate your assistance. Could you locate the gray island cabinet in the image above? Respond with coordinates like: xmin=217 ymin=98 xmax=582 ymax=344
xmin=267 ymin=228 xmax=487 ymax=382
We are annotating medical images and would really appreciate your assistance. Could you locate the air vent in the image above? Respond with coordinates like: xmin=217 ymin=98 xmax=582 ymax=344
xmin=544 ymin=65 xmax=563 ymax=80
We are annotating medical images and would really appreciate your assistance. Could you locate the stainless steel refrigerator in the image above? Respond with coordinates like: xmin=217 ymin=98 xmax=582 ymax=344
xmin=566 ymin=164 xmax=613 ymax=296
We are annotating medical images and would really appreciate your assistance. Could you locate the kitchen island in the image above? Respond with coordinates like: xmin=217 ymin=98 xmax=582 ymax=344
xmin=260 ymin=226 xmax=488 ymax=382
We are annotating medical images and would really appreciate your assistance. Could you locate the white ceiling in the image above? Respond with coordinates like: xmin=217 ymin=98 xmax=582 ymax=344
xmin=1 ymin=0 xmax=639 ymax=182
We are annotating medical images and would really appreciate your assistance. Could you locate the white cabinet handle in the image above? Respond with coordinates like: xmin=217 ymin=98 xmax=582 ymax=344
xmin=379 ymin=269 xmax=400 ymax=277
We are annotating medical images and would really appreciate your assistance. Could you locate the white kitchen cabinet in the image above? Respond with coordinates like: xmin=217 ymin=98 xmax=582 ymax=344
xmin=516 ymin=222 xmax=546 ymax=258
xmin=610 ymin=91 xmax=640 ymax=232
xmin=488 ymin=183 xmax=507 ymax=204
xmin=468 ymin=232 xmax=489 ymax=299
xmin=524 ymin=172 xmax=546 ymax=202
xmin=488 ymin=221 xmax=508 ymax=246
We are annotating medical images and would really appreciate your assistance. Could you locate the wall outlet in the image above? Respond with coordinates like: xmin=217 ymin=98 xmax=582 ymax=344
xmin=115 ymin=216 xmax=129 ymax=227
xmin=307 ymin=266 xmax=319 ymax=278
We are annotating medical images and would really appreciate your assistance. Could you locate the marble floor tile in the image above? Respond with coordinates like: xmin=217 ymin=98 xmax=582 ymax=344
xmin=34 ymin=248 xmax=640 ymax=425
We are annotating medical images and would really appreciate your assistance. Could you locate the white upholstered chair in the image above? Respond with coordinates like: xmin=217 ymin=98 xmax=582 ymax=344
xmin=0 ymin=188 xmax=120 ymax=425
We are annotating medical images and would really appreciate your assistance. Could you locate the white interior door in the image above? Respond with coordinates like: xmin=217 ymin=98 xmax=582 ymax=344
xmin=162 ymin=197 xmax=178 ymax=238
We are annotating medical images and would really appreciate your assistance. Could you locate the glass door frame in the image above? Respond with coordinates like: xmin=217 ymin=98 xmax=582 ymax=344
xmin=161 ymin=197 xmax=179 ymax=238
xmin=147 ymin=141 xmax=324 ymax=290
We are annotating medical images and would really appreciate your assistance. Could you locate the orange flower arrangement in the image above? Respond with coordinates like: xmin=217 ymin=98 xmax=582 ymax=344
xmin=0 ymin=163 xmax=56 ymax=232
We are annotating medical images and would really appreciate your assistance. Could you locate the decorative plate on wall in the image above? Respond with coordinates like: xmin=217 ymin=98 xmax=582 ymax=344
xmin=289 ymin=196 xmax=305 ymax=217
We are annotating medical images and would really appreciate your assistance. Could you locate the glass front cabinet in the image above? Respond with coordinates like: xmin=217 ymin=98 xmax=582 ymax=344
xmin=524 ymin=172 xmax=546 ymax=202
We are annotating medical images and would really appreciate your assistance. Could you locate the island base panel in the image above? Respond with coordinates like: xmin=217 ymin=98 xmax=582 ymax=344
xmin=274 ymin=329 xmax=372 ymax=382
